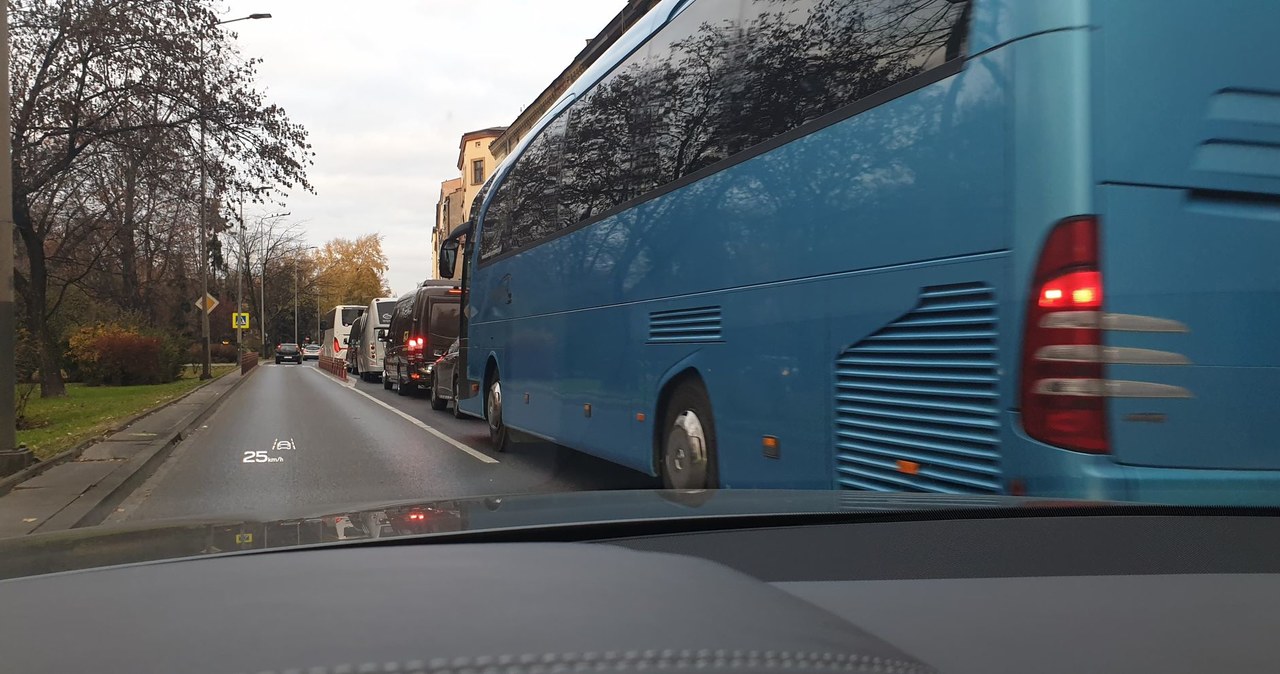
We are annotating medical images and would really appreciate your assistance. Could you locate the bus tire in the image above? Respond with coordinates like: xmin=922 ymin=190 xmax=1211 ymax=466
xmin=659 ymin=381 xmax=719 ymax=490
xmin=486 ymin=375 xmax=509 ymax=452
xmin=429 ymin=380 xmax=447 ymax=410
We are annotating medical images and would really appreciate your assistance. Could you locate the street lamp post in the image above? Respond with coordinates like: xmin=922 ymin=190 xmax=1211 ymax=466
xmin=198 ymin=12 xmax=272 ymax=379
xmin=294 ymin=254 xmax=299 ymax=345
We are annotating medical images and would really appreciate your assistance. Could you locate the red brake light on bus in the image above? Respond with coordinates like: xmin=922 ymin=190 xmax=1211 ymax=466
xmin=1020 ymin=216 xmax=1109 ymax=454
xmin=1038 ymin=270 xmax=1102 ymax=308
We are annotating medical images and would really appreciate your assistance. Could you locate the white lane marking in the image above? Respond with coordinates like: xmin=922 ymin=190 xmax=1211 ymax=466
xmin=306 ymin=367 xmax=498 ymax=464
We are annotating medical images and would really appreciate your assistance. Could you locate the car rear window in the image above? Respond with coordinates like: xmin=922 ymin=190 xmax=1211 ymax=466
xmin=279 ymin=344 xmax=299 ymax=353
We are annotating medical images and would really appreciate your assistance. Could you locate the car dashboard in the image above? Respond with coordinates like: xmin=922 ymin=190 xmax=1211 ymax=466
xmin=2 ymin=510 xmax=1277 ymax=674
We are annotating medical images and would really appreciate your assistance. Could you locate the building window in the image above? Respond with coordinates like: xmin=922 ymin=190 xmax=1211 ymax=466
xmin=472 ymin=158 xmax=485 ymax=185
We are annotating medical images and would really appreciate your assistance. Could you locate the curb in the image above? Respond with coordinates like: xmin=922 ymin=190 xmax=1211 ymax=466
xmin=0 ymin=367 xmax=249 ymax=498
xmin=0 ymin=363 xmax=257 ymax=501
xmin=66 ymin=363 xmax=263 ymax=532
xmin=33 ymin=363 xmax=261 ymax=532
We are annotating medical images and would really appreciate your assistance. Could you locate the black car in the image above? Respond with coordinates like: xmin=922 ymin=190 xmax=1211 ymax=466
xmin=428 ymin=339 xmax=464 ymax=416
xmin=275 ymin=343 xmax=301 ymax=364
xmin=382 ymin=281 xmax=460 ymax=396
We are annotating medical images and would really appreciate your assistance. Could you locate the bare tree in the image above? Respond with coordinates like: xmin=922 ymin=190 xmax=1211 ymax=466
xmin=9 ymin=0 xmax=313 ymax=396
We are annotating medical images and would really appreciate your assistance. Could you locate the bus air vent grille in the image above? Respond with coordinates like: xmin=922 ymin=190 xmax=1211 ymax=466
xmin=834 ymin=282 xmax=1001 ymax=494
xmin=648 ymin=306 xmax=722 ymax=343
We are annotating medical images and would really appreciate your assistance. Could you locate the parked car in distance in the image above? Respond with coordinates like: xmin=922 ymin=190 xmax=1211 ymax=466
xmin=383 ymin=281 xmax=461 ymax=396
xmin=275 ymin=343 xmax=301 ymax=365
xmin=302 ymin=344 xmax=321 ymax=360
xmin=429 ymin=339 xmax=464 ymax=417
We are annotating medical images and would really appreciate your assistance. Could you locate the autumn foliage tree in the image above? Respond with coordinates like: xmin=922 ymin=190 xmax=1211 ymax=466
xmin=311 ymin=234 xmax=392 ymax=311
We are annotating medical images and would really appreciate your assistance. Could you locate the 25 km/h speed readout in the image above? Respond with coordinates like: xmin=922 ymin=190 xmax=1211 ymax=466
xmin=243 ymin=438 xmax=295 ymax=464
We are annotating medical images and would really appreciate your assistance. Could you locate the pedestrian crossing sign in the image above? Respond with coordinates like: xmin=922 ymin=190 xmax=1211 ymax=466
xmin=232 ymin=313 xmax=250 ymax=329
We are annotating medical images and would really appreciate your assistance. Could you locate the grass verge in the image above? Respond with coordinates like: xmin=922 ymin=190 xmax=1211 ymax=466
xmin=17 ymin=364 xmax=237 ymax=460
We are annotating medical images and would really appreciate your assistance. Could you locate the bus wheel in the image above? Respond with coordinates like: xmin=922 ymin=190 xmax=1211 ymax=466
xmin=486 ymin=377 xmax=508 ymax=452
xmin=660 ymin=383 xmax=719 ymax=490
xmin=382 ymin=372 xmax=393 ymax=390
xmin=452 ymin=377 xmax=465 ymax=419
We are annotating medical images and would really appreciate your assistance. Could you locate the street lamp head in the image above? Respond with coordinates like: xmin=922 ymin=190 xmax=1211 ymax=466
xmin=249 ymin=13 xmax=272 ymax=19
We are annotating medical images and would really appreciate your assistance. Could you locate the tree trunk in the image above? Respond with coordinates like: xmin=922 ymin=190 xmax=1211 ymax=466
xmin=14 ymin=195 xmax=66 ymax=398
xmin=119 ymin=156 xmax=142 ymax=311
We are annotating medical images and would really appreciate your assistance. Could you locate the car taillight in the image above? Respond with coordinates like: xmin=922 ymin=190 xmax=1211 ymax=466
xmin=1020 ymin=216 xmax=1108 ymax=454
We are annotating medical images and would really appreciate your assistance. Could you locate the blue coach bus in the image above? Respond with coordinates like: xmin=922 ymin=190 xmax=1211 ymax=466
xmin=438 ymin=0 xmax=1280 ymax=504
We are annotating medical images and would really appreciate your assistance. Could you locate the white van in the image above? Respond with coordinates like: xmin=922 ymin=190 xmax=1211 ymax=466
xmin=354 ymin=296 xmax=398 ymax=381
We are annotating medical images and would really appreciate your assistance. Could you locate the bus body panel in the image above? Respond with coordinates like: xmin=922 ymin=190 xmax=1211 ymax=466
xmin=966 ymin=0 xmax=1087 ymax=55
xmin=1092 ymin=0 xmax=1280 ymax=195
xmin=460 ymin=0 xmax=1280 ymax=502
xmin=477 ymin=39 xmax=1013 ymax=485
xmin=1088 ymin=1 xmax=1280 ymax=472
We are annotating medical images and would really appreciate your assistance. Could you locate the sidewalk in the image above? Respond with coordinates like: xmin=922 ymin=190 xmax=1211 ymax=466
xmin=0 ymin=369 xmax=253 ymax=538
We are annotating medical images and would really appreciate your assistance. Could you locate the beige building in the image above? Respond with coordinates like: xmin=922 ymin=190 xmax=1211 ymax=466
xmin=431 ymin=128 xmax=504 ymax=278
xmin=433 ymin=177 xmax=464 ymax=274
xmin=457 ymin=127 xmax=507 ymax=218
xmin=429 ymin=0 xmax=657 ymax=278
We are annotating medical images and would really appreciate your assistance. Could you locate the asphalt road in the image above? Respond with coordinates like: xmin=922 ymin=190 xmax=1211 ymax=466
xmin=112 ymin=361 xmax=657 ymax=523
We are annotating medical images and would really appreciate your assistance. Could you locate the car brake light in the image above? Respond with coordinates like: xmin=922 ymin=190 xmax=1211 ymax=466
xmin=1020 ymin=216 xmax=1109 ymax=454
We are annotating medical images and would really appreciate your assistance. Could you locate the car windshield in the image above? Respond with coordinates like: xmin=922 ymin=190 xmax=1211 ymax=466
xmin=340 ymin=307 xmax=363 ymax=327
xmin=2 ymin=0 xmax=1276 ymax=576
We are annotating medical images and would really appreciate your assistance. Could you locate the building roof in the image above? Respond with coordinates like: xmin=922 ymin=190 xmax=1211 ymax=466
xmin=440 ymin=177 xmax=463 ymax=194
xmin=456 ymin=127 xmax=509 ymax=170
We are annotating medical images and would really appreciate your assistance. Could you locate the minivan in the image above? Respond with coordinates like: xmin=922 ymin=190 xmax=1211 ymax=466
xmin=354 ymin=296 xmax=399 ymax=382
xmin=382 ymin=280 xmax=461 ymax=396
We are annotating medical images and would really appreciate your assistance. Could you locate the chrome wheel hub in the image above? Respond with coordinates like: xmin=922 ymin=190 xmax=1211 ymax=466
xmin=487 ymin=381 xmax=502 ymax=430
xmin=665 ymin=410 xmax=708 ymax=489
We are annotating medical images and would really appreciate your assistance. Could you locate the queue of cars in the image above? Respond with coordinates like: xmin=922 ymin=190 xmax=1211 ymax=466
xmin=315 ymin=282 xmax=464 ymax=414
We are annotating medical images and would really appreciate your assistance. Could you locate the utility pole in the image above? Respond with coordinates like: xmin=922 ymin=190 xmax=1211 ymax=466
xmin=0 ymin=0 xmax=32 ymax=475
xmin=293 ymin=255 xmax=299 ymax=345
xmin=261 ymin=253 xmax=268 ymax=354
xmin=237 ymin=200 xmax=245 ymax=351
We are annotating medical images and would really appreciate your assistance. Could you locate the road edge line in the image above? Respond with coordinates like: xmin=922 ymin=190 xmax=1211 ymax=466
xmin=307 ymin=366 xmax=498 ymax=465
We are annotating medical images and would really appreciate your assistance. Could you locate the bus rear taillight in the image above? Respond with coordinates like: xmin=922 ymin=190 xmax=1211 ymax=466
xmin=1020 ymin=216 xmax=1109 ymax=454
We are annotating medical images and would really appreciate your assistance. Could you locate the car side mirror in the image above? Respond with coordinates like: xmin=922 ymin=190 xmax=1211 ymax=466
xmin=439 ymin=237 xmax=460 ymax=279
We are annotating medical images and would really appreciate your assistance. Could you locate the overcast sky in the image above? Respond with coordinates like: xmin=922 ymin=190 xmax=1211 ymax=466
xmin=222 ymin=0 xmax=626 ymax=295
